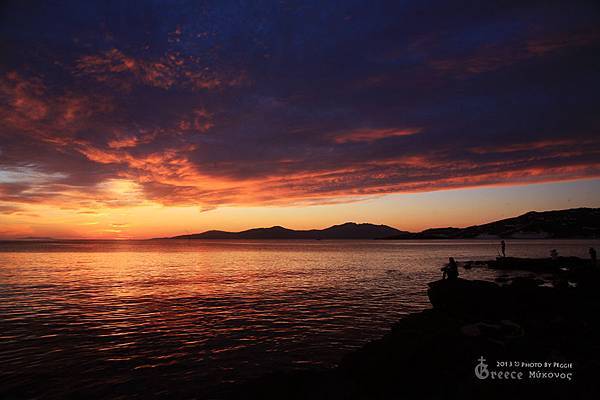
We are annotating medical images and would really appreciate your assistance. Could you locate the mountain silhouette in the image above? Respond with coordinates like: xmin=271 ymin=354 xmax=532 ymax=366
xmin=385 ymin=207 xmax=600 ymax=239
xmin=163 ymin=208 xmax=600 ymax=240
xmin=168 ymin=222 xmax=405 ymax=240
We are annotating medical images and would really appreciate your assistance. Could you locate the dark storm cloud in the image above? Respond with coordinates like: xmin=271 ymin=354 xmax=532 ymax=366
xmin=0 ymin=0 xmax=599 ymax=208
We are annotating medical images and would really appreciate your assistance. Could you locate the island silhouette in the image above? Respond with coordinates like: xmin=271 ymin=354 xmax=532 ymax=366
xmin=162 ymin=207 xmax=599 ymax=240
xmin=166 ymin=222 xmax=404 ymax=240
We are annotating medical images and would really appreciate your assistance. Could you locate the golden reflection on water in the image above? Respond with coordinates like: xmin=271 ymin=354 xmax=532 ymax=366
xmin=1 ymin=239 xmax=598 ymax=398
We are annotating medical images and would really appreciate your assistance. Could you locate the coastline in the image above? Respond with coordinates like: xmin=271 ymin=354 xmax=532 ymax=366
xmin=229 ymin=258 xmax=600 ymax=399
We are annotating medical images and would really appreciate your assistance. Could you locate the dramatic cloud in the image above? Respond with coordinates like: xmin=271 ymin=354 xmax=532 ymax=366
xmin=1 ymin=0 xmax=599 ymax=213
xmin=75 ymin=48 xmax=245 ymax=92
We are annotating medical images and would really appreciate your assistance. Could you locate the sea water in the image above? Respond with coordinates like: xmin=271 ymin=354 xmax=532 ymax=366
xmin=1 ymin=239 xmax=597 ymax=398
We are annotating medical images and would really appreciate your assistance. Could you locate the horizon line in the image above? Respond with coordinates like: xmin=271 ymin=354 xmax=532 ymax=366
xmin=3 ymin=206 xmax=596 ymax=241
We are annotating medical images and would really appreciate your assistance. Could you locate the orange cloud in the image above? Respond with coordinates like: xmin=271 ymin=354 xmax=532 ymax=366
xmin=467 ymin=139 xmax=595 ymax=155
xmin=0 ymin=72 xmax=112 ymax=147
xmin=107 ymin=136 xmax=140 ymax=149
xmin=332 ymin=128 xmax=421 ymax=143
xmin=75 ymin=48 xmax=247 ymax=92
xmin=0 ymin=72 xmax=47 ymax=122
xmin=0 ymin=203 xmax=24 ymax=215
xmin=178 ymin=108 xmax=214 ymax=132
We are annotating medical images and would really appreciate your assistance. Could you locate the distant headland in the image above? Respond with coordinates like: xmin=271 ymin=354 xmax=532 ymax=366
xmin=161 ymin=207 xmax=600 ymax=240
xmin=164 ymin=222 xmax=403 ymax=240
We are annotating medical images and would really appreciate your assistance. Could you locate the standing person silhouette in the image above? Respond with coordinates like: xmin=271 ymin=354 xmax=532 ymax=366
xmin=501 ymin=240 xmax=506 ymax=258
xmin=590 ymin=247 xmax=597 ymax=267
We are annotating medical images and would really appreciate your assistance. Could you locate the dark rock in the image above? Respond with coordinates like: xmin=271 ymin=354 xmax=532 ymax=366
xmin=488 ymin=256 xmax=590 ymax=272
xmin=229 ymin=276 xmax=600 ymax=400
xmin=427 ymin=279 xmax=501 ymax=315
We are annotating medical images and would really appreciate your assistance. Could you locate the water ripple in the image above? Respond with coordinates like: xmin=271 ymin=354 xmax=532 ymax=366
xmin=1 ymin=239 xmax=598 ymax=398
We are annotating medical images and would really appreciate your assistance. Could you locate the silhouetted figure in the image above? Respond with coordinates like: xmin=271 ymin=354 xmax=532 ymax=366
xmin=441 ymin=257 xmax=459 ymax=280
xmin=590 ymin=247 xmax=597 ymax=267
xmin=550 ymin=249 xmax=559 ymax=259
xmin=501 ymin=240 xmax=506 ymax=257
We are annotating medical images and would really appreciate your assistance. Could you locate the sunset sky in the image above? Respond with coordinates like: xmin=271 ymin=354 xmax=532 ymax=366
xmin=1 ymin=1 xmax=600 ymax=239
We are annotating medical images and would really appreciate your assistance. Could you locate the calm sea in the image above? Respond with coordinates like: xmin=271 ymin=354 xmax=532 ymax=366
xmin=1 ymin=239 xmax=598 ymax=398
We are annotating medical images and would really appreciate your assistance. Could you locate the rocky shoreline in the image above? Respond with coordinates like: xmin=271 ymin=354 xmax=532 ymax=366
xmin=229 ymin=258 xmax=600 ymax=399
xmin=466 ymin=255 xmax=593 ymax=272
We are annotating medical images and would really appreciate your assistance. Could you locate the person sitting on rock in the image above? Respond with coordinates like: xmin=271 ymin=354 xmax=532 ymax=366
xmin=441 ymin=257 xmax=459 ymax=280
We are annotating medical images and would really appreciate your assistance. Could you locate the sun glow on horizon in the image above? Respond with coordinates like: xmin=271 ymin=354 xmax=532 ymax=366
xmin=1 ymin=178 xmax=599 ymax=240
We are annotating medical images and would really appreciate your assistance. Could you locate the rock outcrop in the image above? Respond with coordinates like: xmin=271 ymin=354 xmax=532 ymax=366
xmin=229 ymin=274 xmax=600 ymax=399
